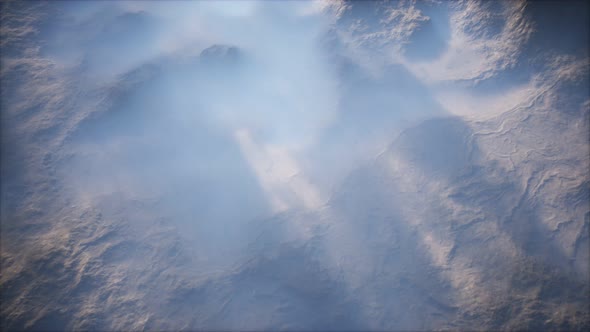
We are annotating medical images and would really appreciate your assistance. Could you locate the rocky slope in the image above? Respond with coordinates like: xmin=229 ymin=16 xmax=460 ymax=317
xmin=1 ymin=0 xmax=589 ymax=331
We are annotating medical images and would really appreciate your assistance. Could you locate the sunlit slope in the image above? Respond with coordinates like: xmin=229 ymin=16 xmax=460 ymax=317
xmin=328 ymin=86 xmax=589 ymax=330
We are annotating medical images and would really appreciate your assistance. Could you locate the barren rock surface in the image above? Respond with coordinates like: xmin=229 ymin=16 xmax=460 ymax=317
xmin=1 ymin=1 xmax=588 ymax=330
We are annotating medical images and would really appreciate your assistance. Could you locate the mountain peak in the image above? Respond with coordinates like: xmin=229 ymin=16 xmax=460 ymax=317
xmin=199 ymin=44 xmax=242 ymax=65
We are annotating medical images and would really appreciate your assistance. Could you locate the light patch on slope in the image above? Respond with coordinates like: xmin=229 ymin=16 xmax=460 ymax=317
xmin=234 ymin=128 xmax=324 ymax=214
xmin=235 ymin=126 xmax=380 ymax=316
xmin=435 ymin=83 xmax=538 ymax=120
